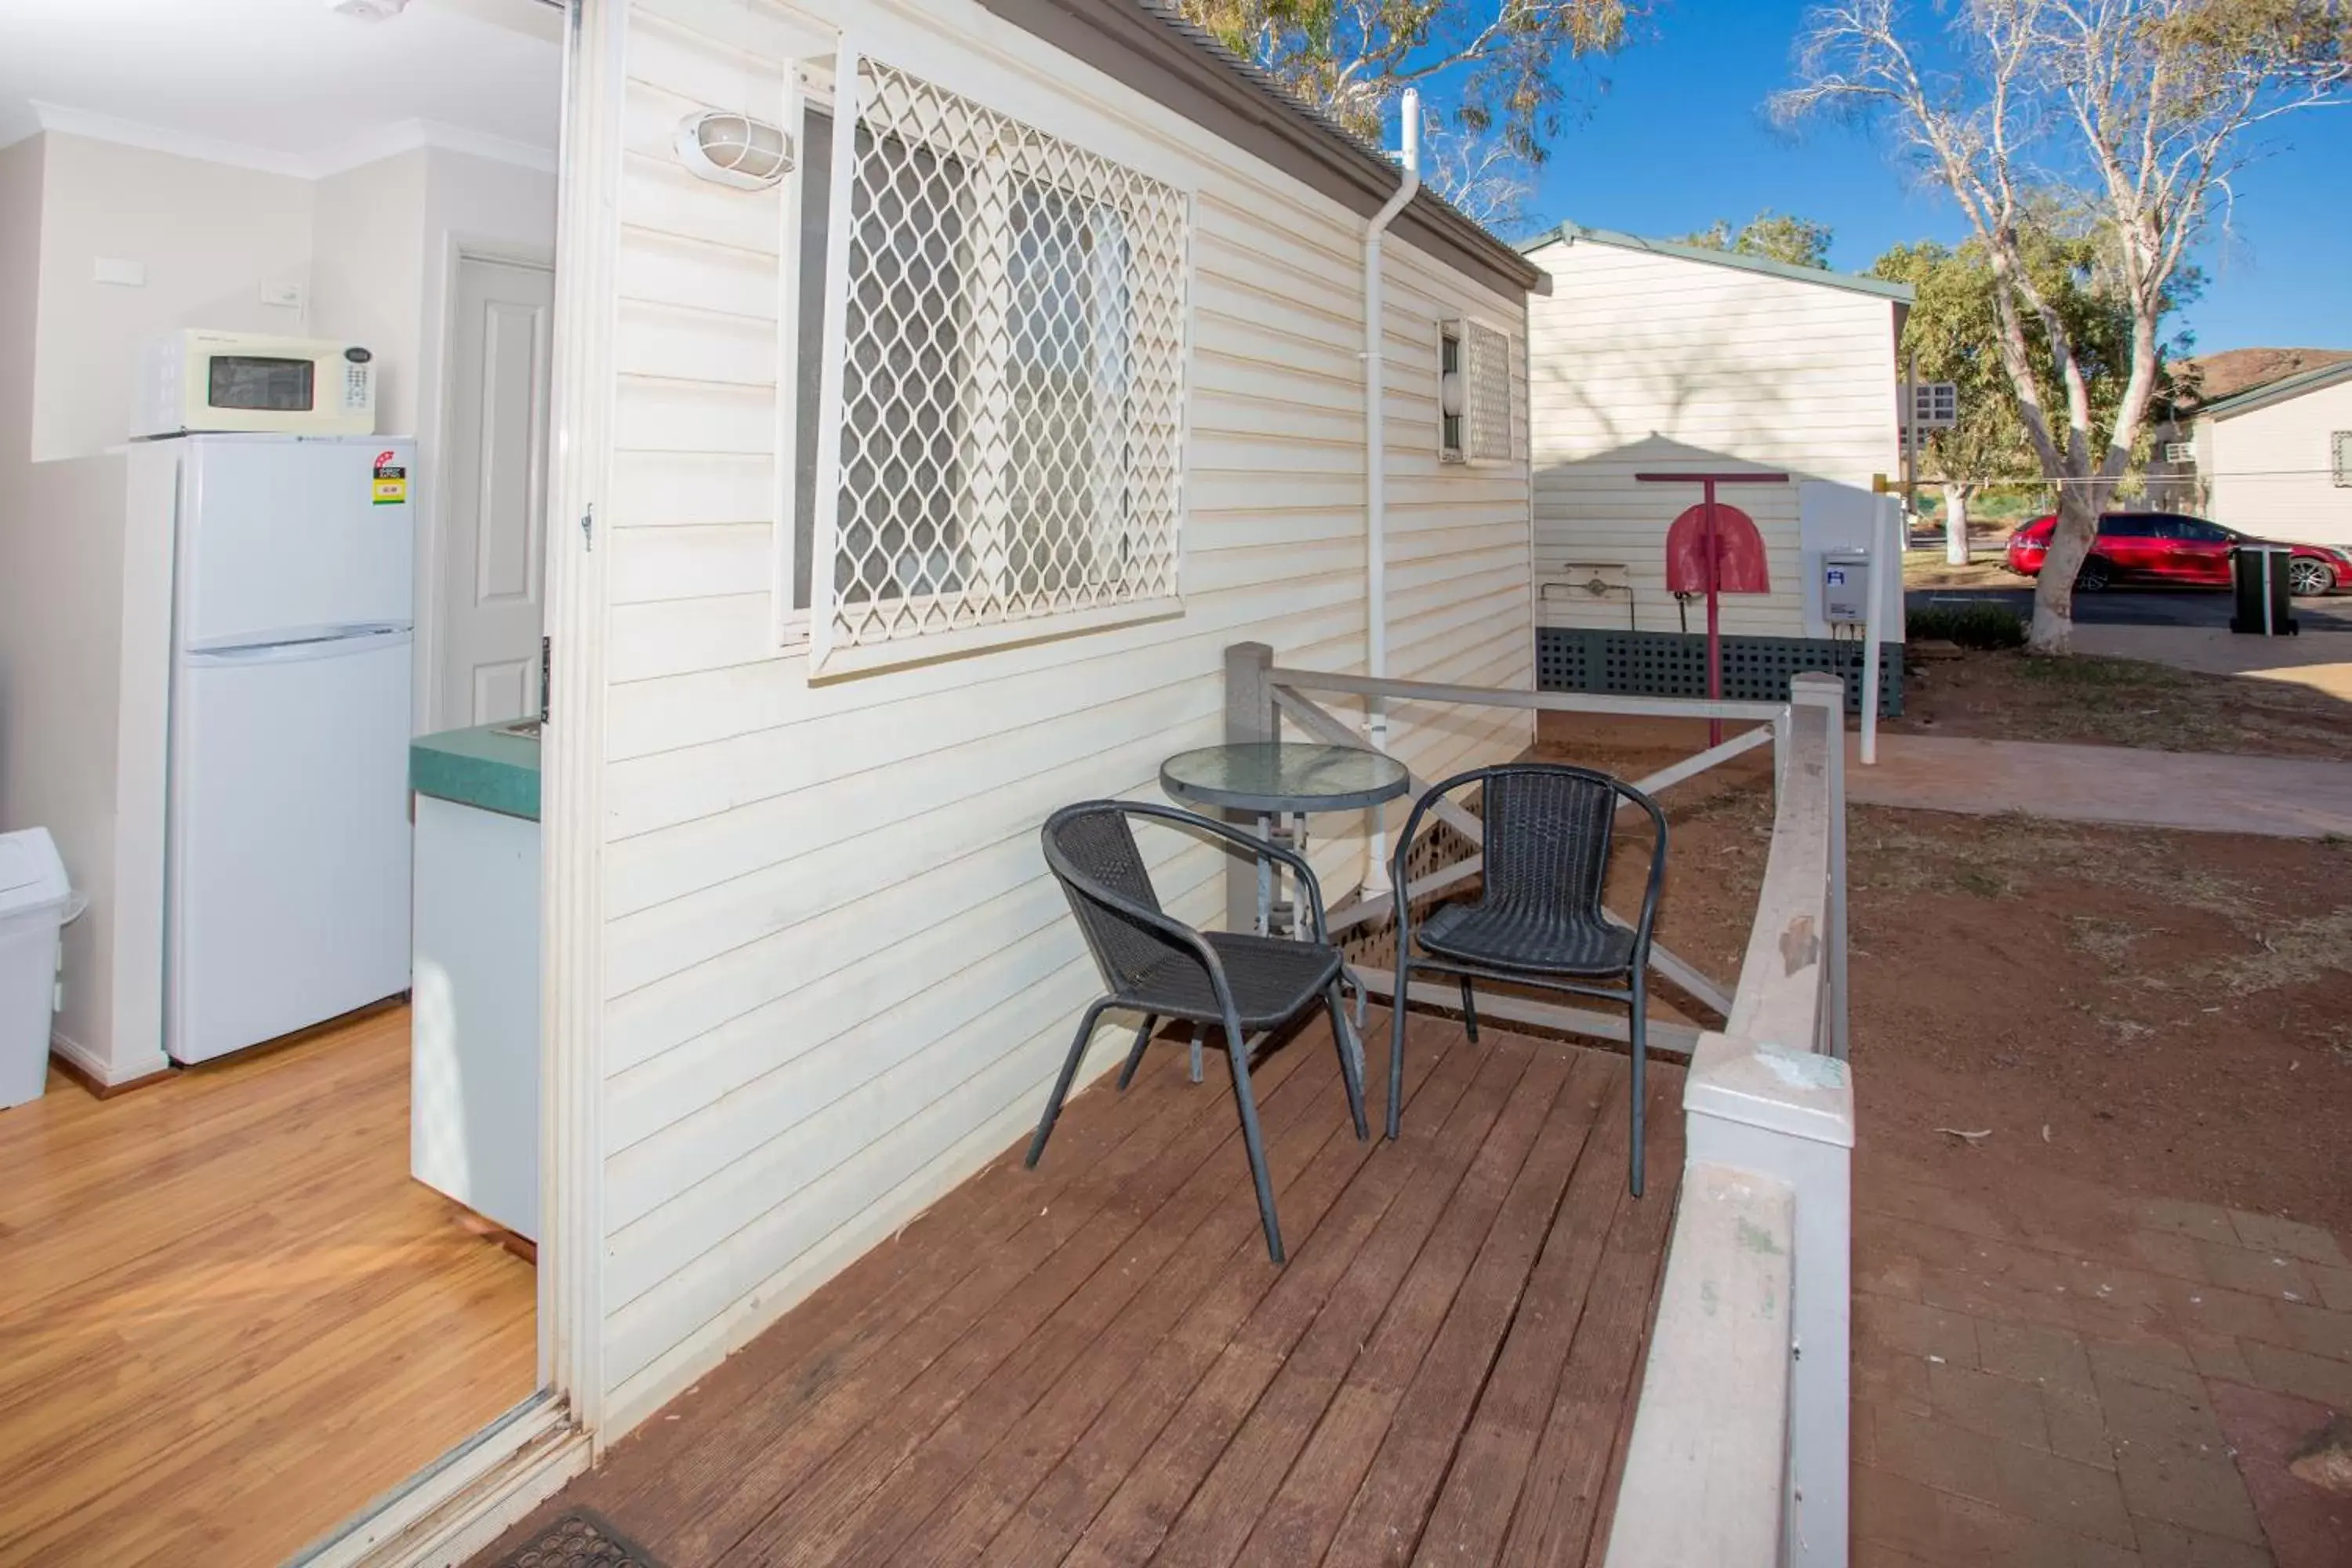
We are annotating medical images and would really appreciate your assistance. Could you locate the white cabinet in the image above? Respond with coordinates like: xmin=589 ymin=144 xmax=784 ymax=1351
xmin=410 ymin=793 xmax=539 ymax=1241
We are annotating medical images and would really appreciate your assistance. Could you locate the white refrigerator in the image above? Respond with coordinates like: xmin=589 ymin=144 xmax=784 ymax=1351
xmin=165 ymin=435 xmax=416 ymax=1065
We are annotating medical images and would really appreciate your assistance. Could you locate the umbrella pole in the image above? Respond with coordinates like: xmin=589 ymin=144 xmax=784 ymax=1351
xmin=1703 ymin=477 xmax=1722 ymax=745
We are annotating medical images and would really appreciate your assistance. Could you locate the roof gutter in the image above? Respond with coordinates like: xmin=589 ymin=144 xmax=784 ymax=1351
xmin=1360 ymin=89 xmax=1417 ymax=895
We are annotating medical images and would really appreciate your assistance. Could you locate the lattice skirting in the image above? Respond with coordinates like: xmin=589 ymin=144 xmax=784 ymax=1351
xmin=1536 ymin=629 xmax=1904 ymax=718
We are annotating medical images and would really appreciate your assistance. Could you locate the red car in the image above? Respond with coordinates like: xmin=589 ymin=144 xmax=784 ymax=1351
xmin=2002 ymin=512 xmax=2351 ymax=595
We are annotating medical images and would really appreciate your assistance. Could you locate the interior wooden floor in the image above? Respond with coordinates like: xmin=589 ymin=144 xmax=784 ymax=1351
xmin=0 ymin=1005 xmax=538 ymax=1567
xmin=481 ymin=1011 xmax=1682 ymax=1568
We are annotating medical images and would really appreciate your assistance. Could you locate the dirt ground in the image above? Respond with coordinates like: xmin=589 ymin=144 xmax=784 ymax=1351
xmin=1893 ymin=644 xmax=2352 ymax=758
xmin=1538 ymin=716 xmax=2352 ymax=1236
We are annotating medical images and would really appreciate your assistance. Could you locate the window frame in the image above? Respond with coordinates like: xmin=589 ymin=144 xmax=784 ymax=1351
xmin=2332 ymin=430 xmax=2352 ymax=488
xmin=1436 ymin=313 xmax=1515 ymax=468
xmin=788 ymin=36 xmax=1194 ymax=677
xmin=772 ymin=67 xmax=830 ymax=650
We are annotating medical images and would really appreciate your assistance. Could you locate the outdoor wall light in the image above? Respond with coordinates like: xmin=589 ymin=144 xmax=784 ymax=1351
xmin=675 ymin=111 xmax=794 ymax=190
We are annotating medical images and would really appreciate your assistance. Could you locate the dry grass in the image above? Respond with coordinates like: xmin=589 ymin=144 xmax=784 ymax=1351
xmin=2064 ymin=915 xmax=2147 ymax=967
xmin=2204 ymin=907 xmax=2352 ymax=995
xmin=1903 ymin=550 xmax=2018 ymax=590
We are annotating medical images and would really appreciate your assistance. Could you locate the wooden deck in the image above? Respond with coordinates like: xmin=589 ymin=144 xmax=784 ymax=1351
xmin=484 ymin=1010 xmax=1682 ymax=1568
xmin=0 ymin=1005 xmax=538 ymax=1567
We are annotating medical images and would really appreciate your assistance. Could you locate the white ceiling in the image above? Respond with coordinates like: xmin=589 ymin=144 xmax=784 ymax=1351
xmin=0 ymin=0 xmax=562 ymax=176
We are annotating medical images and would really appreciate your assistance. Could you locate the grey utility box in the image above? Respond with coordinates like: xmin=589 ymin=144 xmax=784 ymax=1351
xmin=1819 ymin=549 xmax=1869 ymax=624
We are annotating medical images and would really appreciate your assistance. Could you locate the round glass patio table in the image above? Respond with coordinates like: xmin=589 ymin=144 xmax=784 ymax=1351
xmin=1158 ymin=741 xmax=1409 ymax=1083
xmin=1160 ymin=740 xmax=1410 ymax=943
xmin=1159 ymin=741 xmax=1411 ymax=820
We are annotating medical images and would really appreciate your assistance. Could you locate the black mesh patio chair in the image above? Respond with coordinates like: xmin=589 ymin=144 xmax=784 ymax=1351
xmin=1387 ymin=764 xmax=1668 ymax=1196
xmin=1030 ymin=801 xmax=1370 ymax=1264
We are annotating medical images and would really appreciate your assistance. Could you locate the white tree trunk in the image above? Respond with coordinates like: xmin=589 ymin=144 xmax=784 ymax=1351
xmin=1943 ymin=484 xmax=1973 ymax=566
xmin=2030 ymin=487 xmax=2096 ymax=653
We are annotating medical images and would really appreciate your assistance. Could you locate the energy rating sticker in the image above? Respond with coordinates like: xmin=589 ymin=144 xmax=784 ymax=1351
xmin=372 ymin=449 xmax=408 ymax=506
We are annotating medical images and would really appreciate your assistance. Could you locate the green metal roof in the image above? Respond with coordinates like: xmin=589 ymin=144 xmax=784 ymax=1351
xmin=1519 ymin=220 xmax=1915 ymax=303
xmin=2194 ymin=358 xmax=2352 ymax=421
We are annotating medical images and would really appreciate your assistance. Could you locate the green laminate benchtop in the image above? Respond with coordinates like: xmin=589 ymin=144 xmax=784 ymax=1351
xmin=410 ymin=721 xmax=541 ymax=822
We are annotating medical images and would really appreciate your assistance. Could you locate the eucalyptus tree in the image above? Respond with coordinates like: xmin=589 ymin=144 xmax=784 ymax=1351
xmin=1776 ymin=0 xmax=2348 ymax=651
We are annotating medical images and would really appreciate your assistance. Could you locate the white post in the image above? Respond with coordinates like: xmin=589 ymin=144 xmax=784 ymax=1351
xmin=1859 ymin=501 xmax=1888 ymax=766
xmin=1359 ymin=89 xmax=1418 ymax=897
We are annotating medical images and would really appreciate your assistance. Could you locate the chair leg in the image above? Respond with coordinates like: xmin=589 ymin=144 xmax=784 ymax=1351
xmin=1116 ymin=1014 xmax=1159 ymax=1091
xmin=1387 ymin=960 xmax=1413 ymax=1141
xmin=1323 ymin=981 xmax=1368 ymax=1141
xmin=1027 ymin=998 xmax=1111 ymax=1169
xmin=1628 ymin=977 xmax=1648 ymax=1198
xmin=1222 ymin=1022 xmax=1285 ymax=1264
xmin=1460 ymin=977 xmax=1479 ymax=1043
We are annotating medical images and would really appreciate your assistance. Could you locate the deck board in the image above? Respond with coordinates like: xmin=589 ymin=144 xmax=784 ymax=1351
xmin=478 ymin=1010 xmax=1681 ymax=1568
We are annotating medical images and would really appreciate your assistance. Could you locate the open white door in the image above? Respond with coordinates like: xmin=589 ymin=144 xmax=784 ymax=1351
xmin=438 ymin=255 xmax=555 ymax=728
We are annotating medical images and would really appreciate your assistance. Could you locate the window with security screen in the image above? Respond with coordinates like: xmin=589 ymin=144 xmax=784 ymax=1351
xmin=1439 ymin=318 xmax=1513 ymax=466
xmin=800 ymin=56 xmax=1189 ymax=670
xmin=2334 ymin=431 xmax=2351 ymax=487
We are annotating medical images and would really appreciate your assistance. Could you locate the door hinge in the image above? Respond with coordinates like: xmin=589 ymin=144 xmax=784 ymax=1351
xmin=579 ymin=502 xmax=595 ymax=552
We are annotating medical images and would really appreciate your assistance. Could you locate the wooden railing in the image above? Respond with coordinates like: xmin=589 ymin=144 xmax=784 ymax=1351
xmin=1606 ymin=673 xmax=1854 ymax=1568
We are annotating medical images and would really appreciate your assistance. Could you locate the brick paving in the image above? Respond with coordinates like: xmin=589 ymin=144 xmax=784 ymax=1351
xmin=1853 ymin=1149 xmax=2352 ymax=1566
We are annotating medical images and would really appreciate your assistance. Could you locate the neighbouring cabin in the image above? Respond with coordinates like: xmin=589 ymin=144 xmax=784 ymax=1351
xmin=579 ymin=0 xmax=1541 ymax=1436
xmin=2187 ymin=361 xmax=2352 ymax=548
xmin=1518 ymin=221 xmax=1911 ymax=714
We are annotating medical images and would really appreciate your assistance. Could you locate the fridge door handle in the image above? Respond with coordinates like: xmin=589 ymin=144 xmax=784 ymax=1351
xmin=184 ymin=628 xmax=415 ymax=665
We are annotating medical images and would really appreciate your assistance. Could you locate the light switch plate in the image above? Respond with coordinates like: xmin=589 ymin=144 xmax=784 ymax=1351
xmin=93 ymin=256 xmax=146 ymax=286
xmin=261 ymin=281 xmax=304 ymax=309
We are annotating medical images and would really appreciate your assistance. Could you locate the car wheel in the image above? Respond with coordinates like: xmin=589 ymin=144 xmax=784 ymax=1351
xmin=2287 ymin=557 xmax=2335 ymax=597
xmin=2075 ymin=554 xmax=2114 ymax=593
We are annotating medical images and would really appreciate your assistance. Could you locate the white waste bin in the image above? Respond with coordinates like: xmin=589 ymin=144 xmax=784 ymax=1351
xmin=0 ymin=828 xmax=71 ymax=1110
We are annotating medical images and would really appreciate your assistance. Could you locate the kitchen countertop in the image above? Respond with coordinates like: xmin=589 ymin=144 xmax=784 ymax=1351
xmin=410 ymin=721 xmax=541 ymax=822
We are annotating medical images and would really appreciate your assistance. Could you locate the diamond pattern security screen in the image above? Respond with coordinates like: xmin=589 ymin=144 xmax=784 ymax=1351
xmin=1462 ymin=320 xmax=1512 ymax=463
xmin=813 ymin=57 xmax=1188 ymax=668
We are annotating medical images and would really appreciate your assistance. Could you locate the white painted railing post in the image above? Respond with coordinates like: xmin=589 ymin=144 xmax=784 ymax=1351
xmin=1791 ymin=674 xmax=1849 ymax=1062
xmin=1682 ymin=1034 xmax=1853 ymax=1567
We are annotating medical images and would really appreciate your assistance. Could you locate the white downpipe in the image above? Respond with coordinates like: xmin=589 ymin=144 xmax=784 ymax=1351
xmin=1362 ymin=89 xmax=1419 ymax=897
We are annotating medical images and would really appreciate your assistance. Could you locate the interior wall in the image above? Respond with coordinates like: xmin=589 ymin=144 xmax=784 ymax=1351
xmin=0 ymin=136 xmax=155 ymax=1081
xmin=30 ymin=132 xmax=314 ymax=461
xmin=311 ymin=148 xmax=434 ymax=437
xmin=0 ymin=137 xmax=39 ymax=466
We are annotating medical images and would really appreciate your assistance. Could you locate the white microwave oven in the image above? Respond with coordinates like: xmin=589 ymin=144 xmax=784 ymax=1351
xmin=134 ymin=330 xmax=377 ymax=439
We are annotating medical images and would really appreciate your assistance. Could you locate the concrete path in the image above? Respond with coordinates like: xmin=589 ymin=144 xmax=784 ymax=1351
xmin=1849 ymin=733 xmax=2352 ymax=838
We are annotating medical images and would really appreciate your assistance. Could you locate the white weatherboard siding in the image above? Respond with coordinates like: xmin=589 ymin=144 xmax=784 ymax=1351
xmin=2199 ymin=379 xmax=2352 ymax=548
xmin=595 ymin=0 xmax=1533 ymax=1429
xmin=1523 ymin=236 xmax=1900 ymax=638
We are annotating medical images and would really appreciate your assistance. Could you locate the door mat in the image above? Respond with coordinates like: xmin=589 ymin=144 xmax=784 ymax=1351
xmin=492 ymin=1508 xmax=662 ymax=1568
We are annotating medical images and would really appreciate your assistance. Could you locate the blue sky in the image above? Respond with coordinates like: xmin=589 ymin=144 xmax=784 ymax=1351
xmin=1512 ymin=1 xmax=2352 ymax=354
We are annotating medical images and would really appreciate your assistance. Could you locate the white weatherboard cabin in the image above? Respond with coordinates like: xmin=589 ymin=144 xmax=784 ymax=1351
xmin=2184 ymin=360 xmax=2352 ymax=547
xmin=1518 ymin=221 xmax=1911 ymax=713
xmin=521 ymin=0 xmax=1541 ymax=1522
